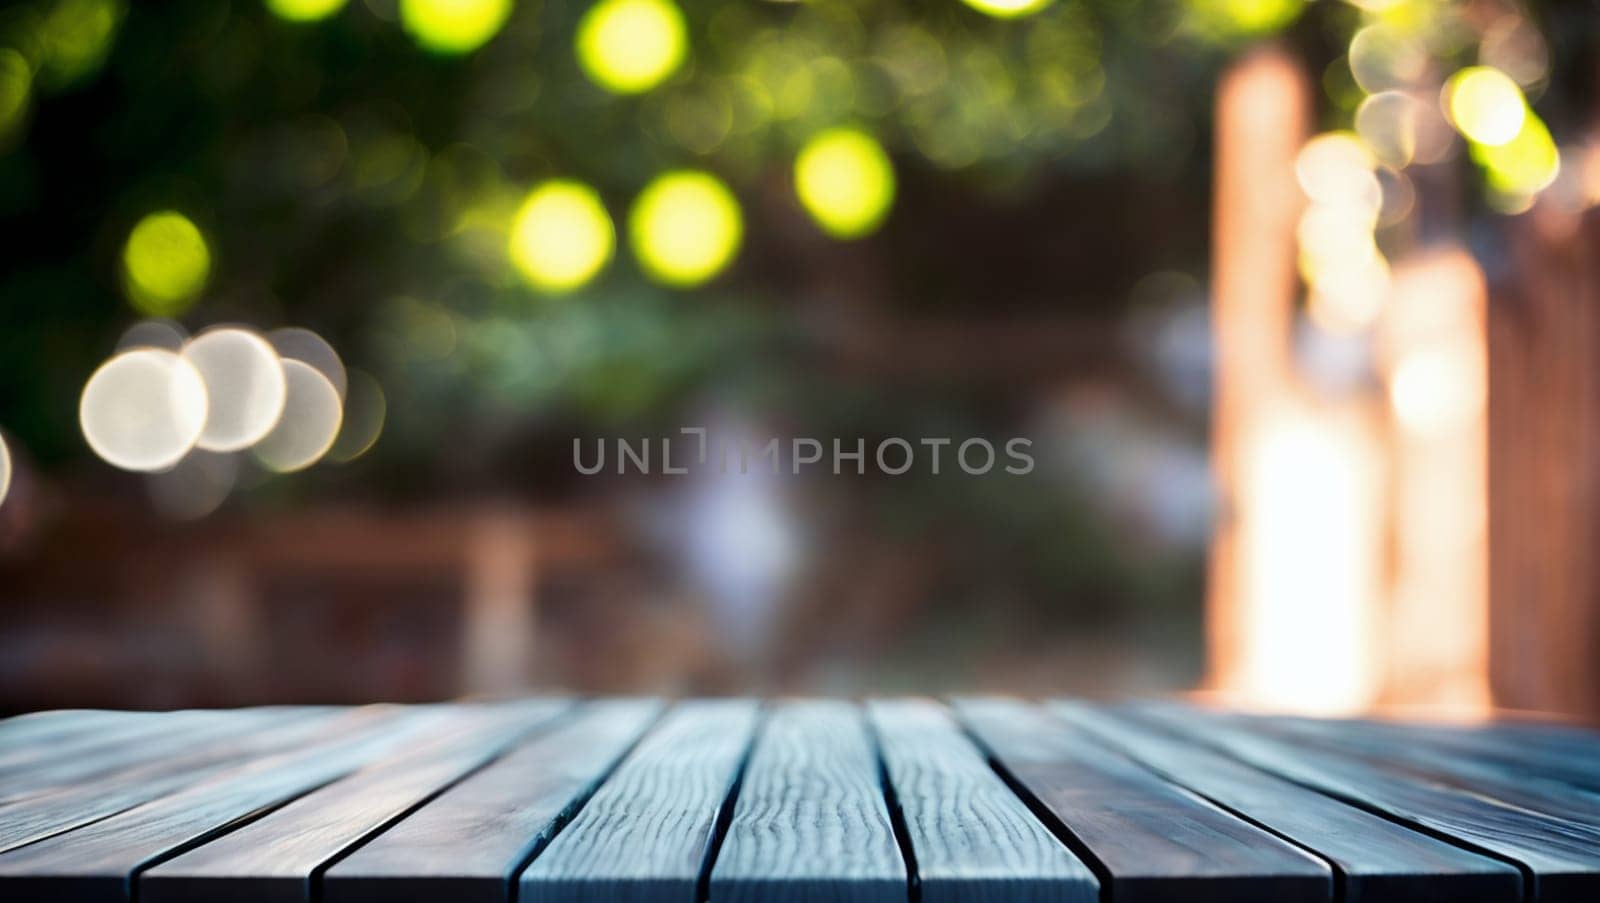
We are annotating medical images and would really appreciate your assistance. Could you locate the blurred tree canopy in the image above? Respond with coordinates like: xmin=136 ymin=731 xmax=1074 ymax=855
xmin=0 ymin=0 xmax=1587 ymax=480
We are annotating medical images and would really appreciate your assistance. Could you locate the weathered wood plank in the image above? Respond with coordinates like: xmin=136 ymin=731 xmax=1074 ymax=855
xmin=1292 ymin=716 xmax=1600 ymax=794
xmin=1244 ymin=714 xmax=1600 ymax=833
xmin=1135 ymin=704 xmax=1600 ymax=903
xmin=1049 ymin=702 xmax=1521 ymax=903
xmin=0 ymin=708 xmax=350 ymax=854
xmin=709 ymin=700 xmax=906 ymax=903
xmin=0 ymin=705 xmax=449 ymax=903
xmin=0 ymin=711 xmax=246 ymax=790
xmin=139 ymin=701 xmax=564 ymax=903
xmin=867 ymin=699 xmax=1098 ymax=903
xmin=520 ymin=700 xmax=760 ymax=903
xmin=953 ymin=698 xmax=1331 ymax=903
xmin=0 ymin=710 xmax=154 ymax=751
xmin=322 ymin=699 xmax=662 ymax=903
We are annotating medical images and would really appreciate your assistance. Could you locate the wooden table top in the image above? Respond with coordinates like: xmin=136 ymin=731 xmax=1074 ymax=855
xmin=0 ymin=698 xmax=1595 ymax=902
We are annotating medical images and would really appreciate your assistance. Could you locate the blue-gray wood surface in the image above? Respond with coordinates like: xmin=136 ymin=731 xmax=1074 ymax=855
xmin=2 ymin=698 xmax=1599 ymax=903
xmin=521 ymin=699 xmax=759 ymax=903
xmin=1049 ymin=701 xmax=1521 ymax=903
xmin=709 ymin=700 xmax=907 ymax=903
xmin=954 ymin=697 xmax=1332 ymax=903
xmin=323 ymin=699 xmax=662 ymax=903
xmin=867 ymin=699 xmax=1098 ymax=903
xmin=1134 ymin=703 xmax=1600 ymax=902
xmin=140 ymin=700 xmax=563 ymax=903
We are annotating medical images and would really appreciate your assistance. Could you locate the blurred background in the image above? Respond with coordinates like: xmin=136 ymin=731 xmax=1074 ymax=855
xmin=0 ymin=0 xmax=1594 ymax=719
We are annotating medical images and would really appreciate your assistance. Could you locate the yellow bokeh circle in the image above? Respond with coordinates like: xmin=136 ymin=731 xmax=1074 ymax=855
xmin=122 ymin=210 xmax=210 ymax=318
xmin=508 ymin=180 xmax=616 ymax=293
xmin=265 ymin=0 xmax=348 ymax=23
xmin=400 ymin=0 xmax=512 ymax=55
xmin=576 ymin=0 xmax=688 ymax=95
xmin=794 ymin=128 xmax=896 ymax=240
xmin=959 ymin=0 xmax=1053 ymax=19
xmin=628 ymin=170 xmax=743 ymax=288
xmin=1445 ymin=66 xmax=1526 ymax=147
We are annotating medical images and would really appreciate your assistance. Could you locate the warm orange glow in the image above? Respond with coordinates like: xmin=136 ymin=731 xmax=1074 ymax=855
xmin=1204 ymin=49 xmax=1491 ymax=718
xmin=1206 ymin=46 xmax=1310 ymax=700
xmin=1379 ymin=249 xmax=1491 ymax=711
xmin=1233 ymin=398 xmax=1387 ymax=714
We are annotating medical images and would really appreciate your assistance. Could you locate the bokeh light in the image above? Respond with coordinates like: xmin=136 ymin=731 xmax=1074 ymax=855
xmin=0 ymin=431 xmax=11 ymax=509
xmin=265 ymin=0 xmax=348 ymax=22
xmin=182 ymin=328 xmax=289 ymax=452
xmin=1294 ymin=132 xmax=1380 ymax=211
xmin=1391 ymin=346 xmax=1485 ymax=435
xmin=1189 ymin=0 xmax=1305 ymax=38
xmin=79 ymin=349 xmax=208 ymax=472
xmin=254 ymin=360 xmax=344 ymax=473
xmin=1355 ymin=92 xmax=1420 ymax=169
xmin=1298 ymin=203 xmax=1380 ymax=283
xmin=576 ymin=0 xmax=688 ymax=95
xmin=0 ymin=50 xmax=31 ymax=141
xmin=1308 ymin=255 xmax=1389 ymax=333
xmin=794 ymin=128 xmax=896 ymax=239
xmin=269 ymin=327 xmax=347 ymax=398
xmin=628 ymin=170 xmax=743 ymax=288
xmin=1445 ymin=67 xmax=1526 ymax=147
xmin=1472 ymin=113 xmax=1559 ymax=208
xmin=330 ymin=368 xmax=386 ymax=463
xmin=35 ymin=0 xmax=124 ymax=89
xmin=1347 ymin=24 xmax=1426 ymax=95
xmin=958 ymin=0 xmax=1054 ymax=21
xmin=399 ymin=0 xmax=512 ymax=55
xmin=1296 ymin=130 xmax=1388 ymax=332
xmin=117 ymin=319 xmax=188 ymax=353
xmin=1480 ymin=16 xmax=1549 ymax=91
xmin=507 ymin=180 xmax=615 ymax=293
xmin=146 ymin=450 xmax=237 ymax=520
xmin=122 ymin=211 xmax=211 ymax=318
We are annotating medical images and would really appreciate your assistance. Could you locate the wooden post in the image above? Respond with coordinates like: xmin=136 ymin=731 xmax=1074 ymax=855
xmin=1205 ymin=45 xmax=1311 ymax=694
xmin=1487 ymin=207 xmax=1600 ymax=718
xmin=461 ymin=510 xmax=538 ymax=697
xmin=1378 ymin=248 xmax=1491 ymax=711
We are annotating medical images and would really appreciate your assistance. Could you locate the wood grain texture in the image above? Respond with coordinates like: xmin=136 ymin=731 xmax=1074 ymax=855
xmin=709 ymin=700 xmax=906 ymax=903
xmin=0 ymin=710 xmax=154 ymax=754
xmin=953 ymin=698 xmax=1331 ymax=903
xmin=867 ymin=699 xmax=1098 ymax=903
xmin=1049 ymin=702 xmax=1521 ymax=903
xmin=1135 ymin=704 xmax=1600 ymax=903
xmin=1275 ymin=715 xmax=1600 ymax=795
xmin=520 ymin=700 xmax=760 ymax=903
xmin=0 ymin=705 xmax=446 ymax=903
xmin=0 ymin=711 xmax=260 ymax=794
xmin=323 ymin=699 xmax=663 ymax=903
xmin=0 ymin=708 xmax=350 ymax=854
xmin=1244 ymin=714 xmax=1600 ymax=834
xmin=140 ymin=701 xmax=564 ymax=903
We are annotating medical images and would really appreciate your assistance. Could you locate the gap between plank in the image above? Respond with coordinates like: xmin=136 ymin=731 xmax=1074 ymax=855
xmin=504 ymin=702 xmax=673 ymax=903
xmin=305 ymin=706 xmax=574 ymax=903
xmin=946 ymin=704 xmax=1117 ymax=903
xmin=693 ymin=702 xmax=767 ymax=903
xmin=125 ymin=774 xmax=348 ymax=903
xmin=1123 ymin=709 xmax=1537 ymax=902
xmin=863 ymin=704 xmax=921 ymax=903
xmin=1047 ymin=707 xmax=1352 ymax=903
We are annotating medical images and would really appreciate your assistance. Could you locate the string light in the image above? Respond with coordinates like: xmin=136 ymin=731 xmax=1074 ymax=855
xmin=794 ymin=128 xmax=896 ymax=239
xmin=399 ymin=0 xmax=512 ymax=55
xmin=628 ymin=171 xmax=743 ymax=287
xmin=122 ymin=211 xmax=210 ymax=318
xmin=508 ymin=180 xmax=615 ymax=292
xmin=576 ymin=0 xmax=688 ymax=95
